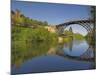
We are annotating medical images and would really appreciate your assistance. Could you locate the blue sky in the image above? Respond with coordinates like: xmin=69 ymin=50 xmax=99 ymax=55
xmin=11 ymin=1 xmax=91 ymax=36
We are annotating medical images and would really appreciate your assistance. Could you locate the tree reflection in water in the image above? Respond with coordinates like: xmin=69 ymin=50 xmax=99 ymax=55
xmin=12 ymin=37 xmax=95 ymax=68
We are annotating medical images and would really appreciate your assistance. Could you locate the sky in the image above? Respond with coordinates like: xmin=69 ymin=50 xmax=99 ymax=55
xmin=11 ymin=0 xmax=91 ymax=36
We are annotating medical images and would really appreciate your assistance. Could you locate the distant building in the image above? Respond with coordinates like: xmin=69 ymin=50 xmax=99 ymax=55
xmin=45 ymin=25 xmax=56 ymax=33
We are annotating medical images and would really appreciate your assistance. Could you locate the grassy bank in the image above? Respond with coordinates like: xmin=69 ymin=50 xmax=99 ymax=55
xmin=12 ymin=25 xmax=58 ymax=42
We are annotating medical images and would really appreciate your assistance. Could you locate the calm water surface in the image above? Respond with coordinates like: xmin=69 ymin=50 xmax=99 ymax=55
xmin=11 ymin=39 xmax=95 ymax=75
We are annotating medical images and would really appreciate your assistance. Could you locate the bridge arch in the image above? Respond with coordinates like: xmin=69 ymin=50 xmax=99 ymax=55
xmin=56 ymin=20 xmax=94 ymax=35
xmin=64 ymin=24 xmax=89 ymax=35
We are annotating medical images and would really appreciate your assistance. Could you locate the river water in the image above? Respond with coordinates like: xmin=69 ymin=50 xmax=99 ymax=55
xmin=11 ymin=39 xmax=95 ymax=75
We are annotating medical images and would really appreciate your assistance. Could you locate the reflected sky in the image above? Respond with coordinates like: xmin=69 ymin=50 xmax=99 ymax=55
xmin=11 ymin=39 xmax=95 ymax=74
xmin=63 ymin=40 xmax=89 ymax=56
xmin=12 ymin=55 xmax=94 ymax=74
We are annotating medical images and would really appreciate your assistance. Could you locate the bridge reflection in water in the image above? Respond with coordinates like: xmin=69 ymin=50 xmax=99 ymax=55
xmin=12 ymin=38 xmax=95 ymax=74
xmin=47 ymin=38 xmax=95 ymax=62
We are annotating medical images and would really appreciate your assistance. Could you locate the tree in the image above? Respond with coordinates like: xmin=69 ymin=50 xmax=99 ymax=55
xmin=11 ymin=10 xmax=15 ymax=25
xmin=69 ymin=27 xmax=73 ymax=33
xmin=11 ymin=9 xmax=49 ymax=28
xmin=43 ymin=21 xmax=48 ymax=26
xmin=87 ymin=6 xmax=96 ymax=46
xmin=69 ymin=27 xmax=73 ymax=36
xmin=13 ymin=9 xmax=23 ymax=25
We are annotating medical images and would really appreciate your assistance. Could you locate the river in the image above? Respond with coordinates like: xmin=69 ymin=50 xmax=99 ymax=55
xmin=11 ymin=39 xmax=95 ymax=75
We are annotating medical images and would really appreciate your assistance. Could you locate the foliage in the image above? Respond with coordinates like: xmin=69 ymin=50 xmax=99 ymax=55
xmin=64 ymin=30 xmax=84 ymax=40
xmin=12 ymin=26 xmax=58 ymax=42
xmin=87 ymin=6 xmax=96 ymax=46
xmin=73 ymin=33 xmax=84 ymax=40
xmin=11 ymin=10 xmax=48 ymax=28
